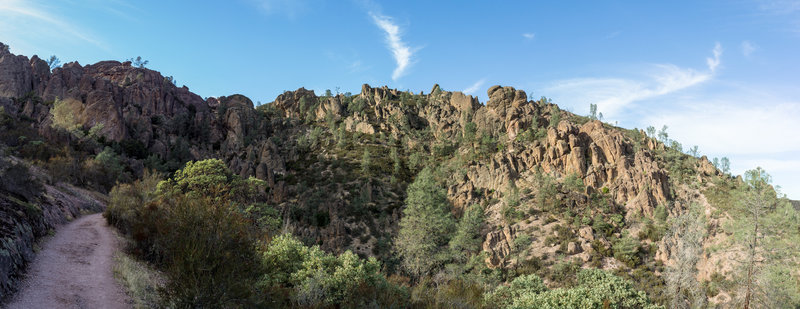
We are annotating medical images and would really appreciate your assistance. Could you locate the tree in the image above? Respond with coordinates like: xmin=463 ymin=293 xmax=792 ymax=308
xmin=657 ymin=125 xmax=669 ymax=144
xmin=720 ymin=157 xmax=730 ymax=174
xmin=128 ymin=56 xmax=149 ymax=68
xmin=361 ymin=148 xmax=372 ymax=176
xmin=664 ymin=203 xmax=706 ymax=309
xmin=646 ymin=126 xmax=656 ymax=138
xmin=448 ymin=204 xmax=484 ymax=261
xmin=46 ymin=55 xmax=61 ymax=70
xmin=549 ymin=106 xmax=561 ymax=128
xmin=688 ymin=145 xmax=699 ymax=157
xmin=50 ymin=98 xmax=84 ymax=133
xmin=396 ymin=168 xmax=455 ymax=278
xmin=728 ymin=167 xmax=800 ymax=308
xmin=589 ymin=103 xmax=598 ymax=120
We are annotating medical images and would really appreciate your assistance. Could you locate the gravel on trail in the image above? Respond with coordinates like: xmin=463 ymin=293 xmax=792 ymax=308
xmin=5 ymin=213 xmax=130 ymax=309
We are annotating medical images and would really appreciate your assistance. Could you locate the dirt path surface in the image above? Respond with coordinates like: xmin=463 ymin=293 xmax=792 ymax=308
xmin=5 ymin=213 xmax=129 ymax=309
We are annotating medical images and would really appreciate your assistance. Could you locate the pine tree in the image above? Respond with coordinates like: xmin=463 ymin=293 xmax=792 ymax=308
xmin=395 ymin=168 xmax=455 ymax=278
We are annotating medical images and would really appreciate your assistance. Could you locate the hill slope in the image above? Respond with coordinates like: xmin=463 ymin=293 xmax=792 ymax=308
xmin=1 ymin=42 xmax=798 ymax=307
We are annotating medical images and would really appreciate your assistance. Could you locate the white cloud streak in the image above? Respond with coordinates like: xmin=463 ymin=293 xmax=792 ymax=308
xmin=370 ymin=13 xmax=415 ymax=80
xmin=543 ymin=43 xmax=723 ymax=118
xmin=706 ymin=42 xmax=722 ymax=73
xmin=463 ymin=78 xmax=486 ymax=95
xmin=0 ymin=0 xmax=108 ymax=51
xmin=522 ymin=33 xmax=535 ymax=39
xmin=640 ymin=96 xmax=800 ymax=199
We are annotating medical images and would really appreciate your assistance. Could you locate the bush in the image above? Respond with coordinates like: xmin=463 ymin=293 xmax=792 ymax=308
xmin=259 ymin=234 xmax=408 ymax=307
xmin=50 ymin=98 xmax=84 ymax=133
xmin=156 ymin=194 xmax=261 ymax=307
xmin=613 ymin=234 xmax=641 ymax=267
xmin=103 ymin=170 xmax=161 ymax=236
xmin=498 ymin=269 xmax=663 ymax=309
xmin=484 ymin=274 xmax=547 ymax=308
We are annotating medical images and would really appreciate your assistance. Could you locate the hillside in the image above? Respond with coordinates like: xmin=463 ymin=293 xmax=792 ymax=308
xmin=1 ymin=42 xmax=798 ymax=307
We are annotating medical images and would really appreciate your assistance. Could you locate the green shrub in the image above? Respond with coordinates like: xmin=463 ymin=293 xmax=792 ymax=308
xmin=508 ymin=269 xmax=663 ymax=309
xmin=103 ymin=170 xmax=161 ymax=235
xmin=155 ymin=193 xmax=261 ymax=307
xmin=484 ymin=274 xmax=547 ymax=308
xmin=259 ymin=234 xmax=408 ymax=307
xmin=613 ymin=234 xmax=641 ymax=267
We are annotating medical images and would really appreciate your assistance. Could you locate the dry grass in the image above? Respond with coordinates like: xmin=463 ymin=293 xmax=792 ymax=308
xmin=112 ymin=250 xmax=163 ymax=308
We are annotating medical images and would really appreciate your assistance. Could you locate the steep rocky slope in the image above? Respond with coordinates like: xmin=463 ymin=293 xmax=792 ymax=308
xmin=1 ymin=42 xmax=795 ymax=306
xmin=0 ymin=154 xmax=104 ymax=301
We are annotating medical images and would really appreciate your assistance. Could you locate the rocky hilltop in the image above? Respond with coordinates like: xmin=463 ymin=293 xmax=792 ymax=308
xmin=1 ymin=42 xmax=795 ymax=306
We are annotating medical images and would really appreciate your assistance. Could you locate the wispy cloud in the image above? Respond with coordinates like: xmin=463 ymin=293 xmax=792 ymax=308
xmin=0 ymin=0 xmax=108 ymax=51
xmin=706 ymin=42 xmax=722 ymax=72
xmin=463 ymin=78 xmax=486 ymax=95
xmin=639 ymin=92 xmax=800 ymax=198
xmin=543 ymin=43 xmax=723 ymax=118
xmin=250 ymin=0 xmax=309 ymax=18
xmin=370 ymin=13 xmax=416 ymax=80
xmin=741 ymin=40 xmax=757 ymax=57
xmin=522 ymin=33 xmax=535 ymax=40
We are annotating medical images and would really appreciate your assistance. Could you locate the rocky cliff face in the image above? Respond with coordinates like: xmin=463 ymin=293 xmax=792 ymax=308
xmin=0 ymin=42 xmax=756 ymax=304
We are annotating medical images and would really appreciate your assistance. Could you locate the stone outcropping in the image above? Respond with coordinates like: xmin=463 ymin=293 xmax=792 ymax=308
xmin=0 ymin=42 xmax=714 ymax=280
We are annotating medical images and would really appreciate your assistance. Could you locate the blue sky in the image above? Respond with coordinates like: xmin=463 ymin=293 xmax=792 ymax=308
xmin=1 ymin=0 xmax=799 ymax=198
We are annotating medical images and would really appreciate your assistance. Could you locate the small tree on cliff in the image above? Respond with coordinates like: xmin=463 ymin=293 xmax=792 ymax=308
xmin=664 ymin=203 xmax=706 ymax=309
xmin=727 ymin=167 xmax=800 ymax=308
xmin=395 ymin=168 xmax=455 ymax=279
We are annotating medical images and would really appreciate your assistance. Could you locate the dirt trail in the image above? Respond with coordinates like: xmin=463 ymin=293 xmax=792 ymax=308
xmin=5 ymin=213 xmax=130 ymax=309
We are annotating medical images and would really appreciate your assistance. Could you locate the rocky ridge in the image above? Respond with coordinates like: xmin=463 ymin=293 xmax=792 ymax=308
xmin=0 ymin=42 xmax=754 ymax=304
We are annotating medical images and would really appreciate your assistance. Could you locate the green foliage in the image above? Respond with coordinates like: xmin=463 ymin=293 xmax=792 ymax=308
xmin=50 ymin=98 xmax=83 ymax=133
xmin=592 ymin=213 xmax=613 ymax=237
xmin=463 ymin=121 xmax=477 ymax=144
xmin=105 ymin=160 xmax=275 ymax=307
xmin=347 ymin=97 xmax=368 ymax=116
xmin=484 ymin=274 xmax=547 ymax=308
xmin=46 ymin=55 xmax=61 ymax=70
xmin=396 ymin=168 xmax=455 ymax=277
xmin=563 ymin=173 xmax=584 ymax=193
xmin=502 ymin=182 xmax=523 ymax=222
xmin=534 ymin=169 xmax=559 ymax=211
xmin=155 ymin=159 xmax=264 ymax=205
xmin=654 ymin=204 xmax=668 ymax=223
xmin=487 ymin=270 xmax=662 ymax=309
xmin=156 ymin=193 xmax=261 ymax=307
xmin=613 ymin=233 xmax=641 ymax=267
xmin=725 ymin=167 xmax=800 ymax=307
xmin=588 ymin=103 xmax=597 ymax=120
xmin=657 ymin=125 xmax=668 ymax=144
xmin=94 ymin=146 xmax=125 ymax=181
xmin=515 ymin=126 xmax=547 ymax=143
xmin=128 ymin=56 xmax=149 ymax=68
xmin=549 ymin=106 xmax=561 ymax=128
xmin=259 ymin=234 xmax=407 ymax=307
xmin=449 ymin=204 xmax=484 ymax=258
xmin=103 ymin=170 xmax=161 ymax=235
xmin=360 ymin=148 xmax=372 ymax=176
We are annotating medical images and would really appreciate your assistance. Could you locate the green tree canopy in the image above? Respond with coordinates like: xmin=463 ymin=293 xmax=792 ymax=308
xmin=396 ymin=167 xmax=455 ymax=278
